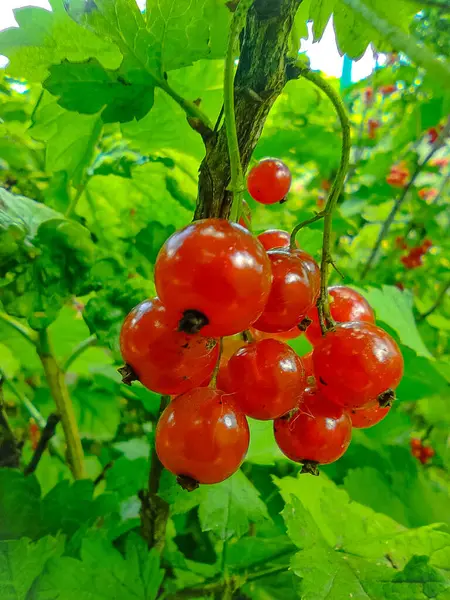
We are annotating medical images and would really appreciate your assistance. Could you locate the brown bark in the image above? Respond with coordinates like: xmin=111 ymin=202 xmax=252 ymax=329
xmin=195 ymin=0 xmax=302 ymax=219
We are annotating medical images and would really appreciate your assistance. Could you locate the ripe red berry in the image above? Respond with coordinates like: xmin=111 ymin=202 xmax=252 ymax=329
xmin=350 ymin=403 xmax=390 ymax=428
xmin=253 ymin=249 xmax=319 ymax=333
xmin=247 ymin=158 xmax=292 ymax=205
xmin=227 ymin=339 xmax=306 ymax=420
xmin=274 ymin=386 xmax=352 ymax=467
xmin=155 ymin=388 xmax=249 ymax=485
xmin=305 ymin=286 xmax=375 ymax=346
xmin=428 ymin=127 xmax=439 ymax=144
xmin=380 ymin=84 xmax=396 ymax=95
xmin=312 ymin=322 xmax=404 ymax=409
xmin=120 ymin=298 xmax=219 ymax=395
xmin=154 ymin=219 xmax=272 ymax=337
xmin=410 ymin=438 xmax=422 ymax=451
xmin=420 ymin=446 xmax=435 ymax=464
xmin=301 ymin=351 xmax=315 ymax=384
xmin=257 ymin=229 xmax=291 ymax=251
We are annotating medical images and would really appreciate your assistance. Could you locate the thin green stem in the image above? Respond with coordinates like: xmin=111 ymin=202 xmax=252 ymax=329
xmin=37 ymin=329 xmax=85 ymax=479
xmin=224 ymin=0 xmax=254 ymax=222
xmin=290 ymin=212 xmax=325 ymax=250
xmin=1 ymin=373 xmax=66 ymax=464
xmin=65 ymin=183 xmax=86 ymax=219
xmin=0 ymin=312 xmax=38 ymax=346
xmin=418 ymin=278 xmax=450 ymax=321
xmin=361 ymin=121 xmax=449 ymax=279
xmin=298 ymin=68 xmax=351 ymax=333
xmin=159 ymin=79 xmax=213 ymax=129
xmin=62 ymin=335 xmax=97 ymax=373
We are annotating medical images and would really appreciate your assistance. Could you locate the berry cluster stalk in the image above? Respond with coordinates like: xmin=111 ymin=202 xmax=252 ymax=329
xmin=297 ymin=69 xmax=351 ymax=334
xmin=223 ymin=0 xmax=254 ymax=222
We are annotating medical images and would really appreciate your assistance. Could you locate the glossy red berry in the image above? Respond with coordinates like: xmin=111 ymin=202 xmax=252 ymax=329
xmin=312 ymin=322 xmax=404 ymax=409
xmin=350 ymin=403 xmax=390 ymax=429
xmin=274 ymin=386 xmax=352 ymax=467
xmin=247 ymin=158 xmax=292 ymax=205
xmin=301 ymin=351 xmax=314 ymax=381
xmin=410 ymin=438 xmax=422 ymax=451
xmin=257 ymin=229 xmax=291 ymax=251
xmin=227 ymin=339 xmax=305 ymax=420
xmin=306 ymin=286 xmax=375 ymax=346
xmin=154 ymin=219 xmax=272 ymax=337
xmin=253 ymin=249 xmax=319 ymax=333
xmin=120 ymin=298 xmax=219 ymax=395
xmin=155 ymin=388 xmax=249 ymax=485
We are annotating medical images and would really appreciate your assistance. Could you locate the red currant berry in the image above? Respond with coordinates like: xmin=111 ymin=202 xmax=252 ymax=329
xmin=120 ymin=298 xmax=219 ymax=395
xmin=312 ymin=322 xmax=404 ymax=409
xmin=253 ymin=249 xmax=319 ymax=333
xmin=155 ymin=388 xmax=249 ymax=484
xmin=227 ymin=339 xmax=305 ymax=420
xmin=293 ymin=249 xmax=321 ymax=297
xmin=410 ymin=438 xmax=422 ymax=451
xmin=350 ymin=403 xmax=390 ymax=429
xmin=247 ymin=158 xmax=292 ymax=205
xmin=257 ymin=229 xmax=291 ymax=251
xmin=155 ymin=219 xmax=272 ymax=337
xmin=421 ymin=446 xmax=435 ymax=461
xmin=306 ymin=286 xmax=375 ymax=345
xmin=301 ymin=351 xmax=314 ymax=381
xmin=274 ymin=386 xmax=352 ymax=467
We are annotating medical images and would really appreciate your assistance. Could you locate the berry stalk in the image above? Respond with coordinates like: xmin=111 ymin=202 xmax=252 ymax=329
xmin=297 ymin=68 xmax=351 ymax=333
xmin=224 ymin=0 xmax=254 ymax=222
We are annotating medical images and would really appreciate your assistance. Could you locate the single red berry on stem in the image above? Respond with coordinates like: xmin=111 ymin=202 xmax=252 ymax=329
xmin=155 ymin=219 xmax=272 ymax=337
xmin=120 ymin=298 xmax=219 ymax=395
xmin=227 ymin=339 xmax=306 ymax=420
xmin=253 ymin=249 xmax=319 ymax=333
xmin=274 ymin=386 xmax=352 ymax=468
xmin=156 ymin=388 xmax=249 ymax=485
xmin=312 ymin=322 xmax=404 ymax=409
xmin=247 ymin=158 xmax=292 ymax=205
xmin=306 ymin=286 xmax=375 ymax=346
xmin=350 ymin=403 xmax=390 ymax=429
xmin=257 ymin=229 xmax=291 ymax=251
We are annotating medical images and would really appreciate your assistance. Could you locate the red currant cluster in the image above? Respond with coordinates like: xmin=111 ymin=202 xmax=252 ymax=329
xmin=367 ymin=118 xmax=380 ymax=139
xmin=418 ymin=187 xmax=438 ymax=201
xmin=386 ymin=162 xmax=410 ymax=188
xmin=398 ymin=238 xmax=433 ymax=269
xmin=119 ymin=159 xmax=404 ymax=487
xmin=410 ymin=438 xmax=435 ymax=465
xmin=379 ymin=84 xmax=397 ymax=96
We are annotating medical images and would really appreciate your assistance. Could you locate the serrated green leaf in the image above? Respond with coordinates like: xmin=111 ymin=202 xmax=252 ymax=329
xmin=32 ymin=533 xmax=164 ymax=599
xmin=30 ymin=92 xmax=102 ymax=184
xmin=71 ymin=377 xmax=121 ymax=441
xmin=0 ymin=0 xmax=121 ymax=82
xmin=198 ymin=470 xmax=269 ymax=540
xmin=358 ymin=285 xmax=431 ymax=357
xmin=0 ymin=536 xmax=64 ymax=600
xmin=44 ymin=58 xmax=155 ymax=124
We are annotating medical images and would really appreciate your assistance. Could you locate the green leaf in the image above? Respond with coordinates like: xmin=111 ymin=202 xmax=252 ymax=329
xmin=44 ymin=59 xmax=155 ymax=124
xmin=33 ymin=533 xmax=164 ymax=599
xmin=358 ymin=285 xmax=431 ymax=357
xmin=0 ymin=536 xmax=64 ymax=600
xmin=71 ymin=377 xmax=121 ymax=441
xmin=198 ymin=470 xmax=270 ymax=540
xmin=0 ymin=470 xmax=41 ymax=540
xmin=339 ymin=0 xmax=450 ymax=87
xmin=278 ymin=475 xmax=450 ymax=599
xmin=105 ymin=457 xmax=148 ymax=501
xmin=145 ymin=0 xmax=210 ymax=73
xmin=246 ymin=419 xmax=285 ymax=465
xmin=30 ymin=92 xmax=102 ymax=184
xmin=0 ymin=0 xmax=121 ymax=82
